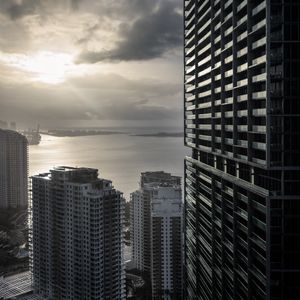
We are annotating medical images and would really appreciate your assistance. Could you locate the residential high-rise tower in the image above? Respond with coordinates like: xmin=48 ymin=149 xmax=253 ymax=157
xmin=30 ymin=167 xmax=126 ymax=299
xmin=184 ymin=1 xmax=300 ymax=299
xmin=131 ymin=172 xmax=183 ymax=299
xmin=0 ymin=129 xmax=28 ymax=208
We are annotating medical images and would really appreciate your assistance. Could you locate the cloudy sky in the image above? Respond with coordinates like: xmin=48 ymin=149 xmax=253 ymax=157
xmin=0 ymin=0 xmax=183 ymax=129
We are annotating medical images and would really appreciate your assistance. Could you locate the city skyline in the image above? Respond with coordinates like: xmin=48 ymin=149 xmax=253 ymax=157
xmin=1 ymin=0 xmax=300 ymax=299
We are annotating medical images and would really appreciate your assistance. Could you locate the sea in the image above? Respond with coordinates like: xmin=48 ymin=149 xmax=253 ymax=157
xmin=29 ymin=127 xmax=189 ymax=201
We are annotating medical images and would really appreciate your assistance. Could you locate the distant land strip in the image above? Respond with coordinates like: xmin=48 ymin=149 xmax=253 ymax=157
xmin=41 ymin=130 xmax=124 ymax=137
xmin=131 ymin=132 xmax=184 ymax=137
xmin=41 ymin=130 xmax=184 ymax=138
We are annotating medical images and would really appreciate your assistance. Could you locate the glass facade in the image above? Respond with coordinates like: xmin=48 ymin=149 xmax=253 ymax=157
xmin=184 ymin=0 xmax=300 ymax=299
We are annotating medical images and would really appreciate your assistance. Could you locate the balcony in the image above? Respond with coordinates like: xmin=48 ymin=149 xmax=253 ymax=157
xmin=214 ymin=35 xmax=221 ymax=44
xmin=252 ymin=125 xmax=266 ymax=133
xmin=236 ymin=14 xmax=247 ymax=28
xmin=185 ymin=65 xmax=195 ymax=75
xmin=223 ymin=18 xmax=233 ymax=32
xmin=224 ymin=0 xmax=233 ymax=9
xmin=225 ymin=111 xmax=233 ymax=118
xmin=252 ymin=73 xmax=266 ymax=83
xmin=237 ymin=94 xmax=247 ymax=102
xmin=237 ymin=62 xmax=248 ymax=73
xmin=225 ymin=83 xmax=233 ymax=91
xmin=186 ymin=84 xmax=195 ymax=93
xmin=225 ymin=138 xmax=233 ymax=145
xmin=237 ymin=31 xmax=247 ymax=43
xmin=186 ymin=44 xmax=196 ymax=56
xmin=237 ymin=110 xmax=248 ymax=117
xmin=185 ymin=35 xmax=196 ymax=48
xmin=185 ymin=0 xmax=194 ymax=12
xmin=252 ymin=91 xmax=266 ymax=100
xmin=252 ymin=157 xmax=266 ymax=165
xmin=252 ymin=37 xmax=266 ymax=50
xmin=225 ymin=125 xmax=233 ymax=131
xmin=185 ymin=75 xmax=195 ymax=85
xmin=250 ymin=265 xmax=266 ymax=286
xmin=252 ymin=142 xmax=266 ymax=151
xmin=185 ymin=3 xmax=195 ymax=20
xmin=224 ymin=55 xmax=233 ymax=64
xmin=237 ymin=0 xmax=247 ymax=13
xmin=215 ymin=87 xmax=221 ymax=93
xmin=252 ymin=108 xmax=267 ymax=117
xmin=237 ymin=47 xmax=247 ymax=58
xmin=215 ymin=136 xmax=222 ymax=143
xmin=236 ymin=140 xmax=248 ymax=147
xmin=185 ymin=14 xmax=195 ymax=30
xmin=186 ymin=55 xmax=196 ymax=67
xmin=235 ymin=78 xmax=248 ymax=88
xmin=185 ymin=94 xmax=196 ymax=102
xmin=251 ymin=19 xmax=266 ymax=32
xmin=237 ymin=125 xmax=247 ymax=132
xmin=252 ymin=1 xmax=266 ymax=16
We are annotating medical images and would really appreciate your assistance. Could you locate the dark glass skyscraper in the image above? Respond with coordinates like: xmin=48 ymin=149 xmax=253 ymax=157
xmin=184 ymin=1 xmax=300 ymax=299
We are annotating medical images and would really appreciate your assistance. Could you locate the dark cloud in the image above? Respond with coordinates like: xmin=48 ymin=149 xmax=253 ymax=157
xmin=0 ymin=0 xmax=182 ymax=61
xmin=71 ymin=0 xmax=82 ymax=10
xmin=77 ymin=0 xmax=182 ymax=63
xmin=0 ymin=0 xmax=84 ymax=19
xmin=0 ymin=0 xmax=40 ymax=20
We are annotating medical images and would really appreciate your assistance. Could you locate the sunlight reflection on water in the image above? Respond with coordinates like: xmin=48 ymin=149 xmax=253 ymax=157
xmin=29 ymin=133 xmax=188 ymax=200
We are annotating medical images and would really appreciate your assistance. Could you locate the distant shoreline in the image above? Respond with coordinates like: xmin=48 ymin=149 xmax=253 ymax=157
xmin=41 ymin=130 xmax=184 ymax=138
xmin=42 ymin=130 xmax=124 ymax=137
xmin=131 ymin=132 xmax=184 ymax=138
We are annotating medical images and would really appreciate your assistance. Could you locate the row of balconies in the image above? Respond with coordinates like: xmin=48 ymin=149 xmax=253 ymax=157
xmin=185 ymin=65 xmax=266 ymax=94
xmin=186 ymin=16 xmax=266 ymax=56
xmin=185 ymin=36 xmax=264 ymax=74
xmin=187 ymin=107 xmax=266 ymax=121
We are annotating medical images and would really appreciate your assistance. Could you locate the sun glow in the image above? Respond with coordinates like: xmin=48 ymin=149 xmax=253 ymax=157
xmin=20 ymin=52 xmax=75 ymax=84
xmin=1 ymin=51 xmax=86 ymax=84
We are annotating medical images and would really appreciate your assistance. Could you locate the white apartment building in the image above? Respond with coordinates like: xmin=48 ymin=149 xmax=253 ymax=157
xmin=30 ymin=166 xmax=125 ymax=300
xmin=130 ymin=172 xmax=183 ymax=299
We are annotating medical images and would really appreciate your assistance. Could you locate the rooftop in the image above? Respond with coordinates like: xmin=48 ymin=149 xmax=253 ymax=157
xmin=140 ymin=171 xmax=181 ymax=187
xmin=32 ymin=166 xmax=99 ymax=183
xmin=0 ymin=129 xmax=27 ymax=143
